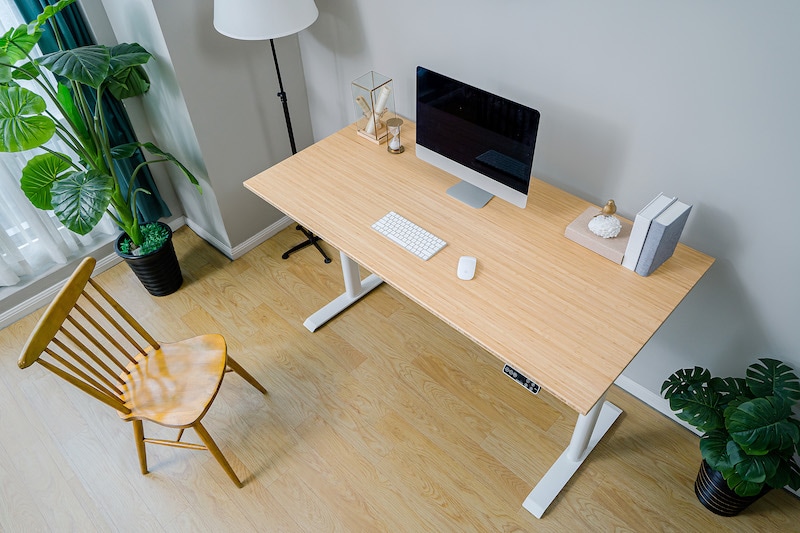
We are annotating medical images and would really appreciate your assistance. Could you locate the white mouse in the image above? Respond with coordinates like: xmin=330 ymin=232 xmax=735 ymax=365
xmin=457 ymin=256 xmax=477 ymax=280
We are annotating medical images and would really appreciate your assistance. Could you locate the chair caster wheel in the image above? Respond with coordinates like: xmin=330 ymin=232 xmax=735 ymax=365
xmin=281 ymin=253 xmax=290 ymax=260
xmin=324 ymin=258 xmax=332 ymax=264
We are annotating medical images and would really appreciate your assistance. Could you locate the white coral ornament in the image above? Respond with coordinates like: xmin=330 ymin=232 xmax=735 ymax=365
xmin=588 ymin=214 xmax=622 ymax=238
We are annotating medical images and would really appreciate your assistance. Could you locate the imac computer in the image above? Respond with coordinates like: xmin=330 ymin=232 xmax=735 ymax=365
xmin=415 ymin=66 xmax=540 ymax=208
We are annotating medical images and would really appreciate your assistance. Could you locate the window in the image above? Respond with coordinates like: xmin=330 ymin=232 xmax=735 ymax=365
xmin=0 ymin=1 xmax=115 ymax=288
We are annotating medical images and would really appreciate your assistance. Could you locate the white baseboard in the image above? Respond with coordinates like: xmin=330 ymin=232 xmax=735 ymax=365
xmin=231 ymin=216 xmax=294 ymax=259
xmin=184 ymin=216 xmax=293 ymax=260
xmin=614 ymin=374 xmax=700 ymax=435
xmin=0 ymin=247 xmax=124 ymax=330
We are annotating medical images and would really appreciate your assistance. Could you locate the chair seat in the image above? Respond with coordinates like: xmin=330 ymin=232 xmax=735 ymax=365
xmin=119 ymin=334 xmax=228 ymax=427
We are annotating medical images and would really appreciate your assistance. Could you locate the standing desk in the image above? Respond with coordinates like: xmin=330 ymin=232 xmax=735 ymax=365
xmin=244 ymin=121 xmax=714 ymax=518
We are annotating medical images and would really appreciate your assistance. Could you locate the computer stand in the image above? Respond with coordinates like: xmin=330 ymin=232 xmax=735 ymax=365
xmin=282 ymin=225 xmax=332 ymax=263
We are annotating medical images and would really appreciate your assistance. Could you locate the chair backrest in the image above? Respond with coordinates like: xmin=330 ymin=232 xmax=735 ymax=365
xmin=19 ymin=257 xmax=160 ymax=414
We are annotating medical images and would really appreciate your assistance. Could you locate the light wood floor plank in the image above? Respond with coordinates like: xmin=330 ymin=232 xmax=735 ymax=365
xmin=0 ymin=225 xmax=797 ymax=532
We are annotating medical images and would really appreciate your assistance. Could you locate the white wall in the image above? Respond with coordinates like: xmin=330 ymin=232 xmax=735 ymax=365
xmin=299 ymin=1 xmax=800 ymax=397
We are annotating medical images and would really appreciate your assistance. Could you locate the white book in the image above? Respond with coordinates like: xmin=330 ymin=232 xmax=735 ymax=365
xmin=621 ymin=193 xmax=677 ymax=270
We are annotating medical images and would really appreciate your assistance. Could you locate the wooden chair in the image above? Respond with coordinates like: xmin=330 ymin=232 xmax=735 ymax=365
xmin=18 ymin=256 xmax=267 ymax=487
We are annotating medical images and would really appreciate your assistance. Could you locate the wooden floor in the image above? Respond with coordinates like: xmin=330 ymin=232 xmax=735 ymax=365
xmin=1 ymin=226 xmax=797 ymax=532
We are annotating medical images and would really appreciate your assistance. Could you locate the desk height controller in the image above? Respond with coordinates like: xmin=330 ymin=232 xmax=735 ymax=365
xmin=503 ymin=364 xmax=541 ymax=394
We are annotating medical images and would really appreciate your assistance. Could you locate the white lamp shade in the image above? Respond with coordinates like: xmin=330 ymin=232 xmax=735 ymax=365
xmin=213 ymin=0 xmax=319 ymax=41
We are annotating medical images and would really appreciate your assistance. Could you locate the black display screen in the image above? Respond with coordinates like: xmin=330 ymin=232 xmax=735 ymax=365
xmin=416 ymin=67 xmax=540 ymax=194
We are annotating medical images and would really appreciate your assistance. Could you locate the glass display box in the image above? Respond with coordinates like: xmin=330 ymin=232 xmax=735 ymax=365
xmin=351 ymin=71 xmax=395 ymax=144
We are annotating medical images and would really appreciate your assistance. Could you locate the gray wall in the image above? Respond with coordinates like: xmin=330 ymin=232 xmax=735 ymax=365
xmin=99 ymin=0 xmax=314 ymax=255
xmin=298 ymin=0 xmax=800 ymax=396
xmin=85 ymin=0 xmax=798 ymax=401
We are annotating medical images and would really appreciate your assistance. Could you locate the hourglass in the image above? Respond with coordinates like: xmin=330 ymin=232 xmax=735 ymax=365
xmin=386 ymin=117 xmax=404 ymax=154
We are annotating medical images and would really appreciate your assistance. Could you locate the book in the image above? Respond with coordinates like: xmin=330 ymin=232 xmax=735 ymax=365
xmin=621 ymin=193 xmax=677 ymax=270
xmin=634 ymin=200 xmax=692 ymax=276
xmin=564 ymin=207 xmax=632 ymax=264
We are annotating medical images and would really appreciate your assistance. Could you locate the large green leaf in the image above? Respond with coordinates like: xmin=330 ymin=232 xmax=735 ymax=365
xmin=20 ymin=153 xmax=73 ymax=210
xmin=0 ymin=24 xmax=42 ymax=84
xmin=746 ymin=358 xmax=800 ymax=402
xmin=700 ymin=429 xmax=734 ymax=473
xmin=670 ymin=386 xmax=725 ymax=432
xmin=710 ymin=376 xmax=750 ymax=401
xmin=0 ymin=24 xmax=43 ymax=64
xmin=50 ymin=170 xmax=113 ymax=235
xmin=662 ymin=367 xmax=725 ymax=432
xmin=10 ymin=61 xmax=39 ymax=81
xmin=108 ymin=43 xmax=151 ymax=72
xmin=779 ymin=458 xmax=800 ymax=491
xmin=715 ymin=440 xmax=771 ymax=496
xmin=37 ymin=46 xmax=111 ymax=89
xmin=662 ymin=366 xmax=711 ymax=398
xmin=106 ymin=44 xmax=151 ymax=99
xmin=112 ymin=141 xmax=202 ymax=193
xmin=0 ymin=86 xmax=56 ymax=152
xmin=140 ymin=142 xmax=202 ymax=193
xmin=0 ymin=54 xmax=12 ymax=84
xmin=732 ymin=451 xmax=776 ymax=484
xmin=55 ymin=83 xmax=92 ymax=147
xmin=107 ymin=65 xmax=150 ymax=100
xmin=727 ymin=396 xmax=800 ymax=455
xmin=724 ymin=470 xmax=767 ymax=498
xmin=30 ymin=0 xmax=76 ymax=33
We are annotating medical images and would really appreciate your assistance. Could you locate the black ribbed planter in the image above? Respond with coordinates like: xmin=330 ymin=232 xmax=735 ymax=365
xmin=114 ymin=221 xmax=183 ymax=296
xmin=694 ymin=460 xmax=771 ymax=517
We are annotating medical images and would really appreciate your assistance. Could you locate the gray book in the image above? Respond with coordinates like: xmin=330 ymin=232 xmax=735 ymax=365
xmin=621 ymin=193 xmax=676 ymax=270
xmin=634 ymin=200 xmax=692 ymax=276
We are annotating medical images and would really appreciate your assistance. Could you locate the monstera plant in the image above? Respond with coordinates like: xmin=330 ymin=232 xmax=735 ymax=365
xmin=0 ymin=0 xmax=199 ymax=254
xmin=662 ymin=357 xmax=800 ymax=513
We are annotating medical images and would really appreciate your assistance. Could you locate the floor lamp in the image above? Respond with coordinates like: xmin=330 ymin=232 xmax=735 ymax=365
xmin=213 ymin=0 xmax=331 ymax=263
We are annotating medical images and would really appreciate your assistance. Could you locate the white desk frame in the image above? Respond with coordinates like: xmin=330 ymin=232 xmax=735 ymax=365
xmin=244 ymin=122 xmax=711 ymax=519
xmin=303 ymin=251 xmax=622 ymax=518
xmin=303 ymin=252 xmax=383 ymax=332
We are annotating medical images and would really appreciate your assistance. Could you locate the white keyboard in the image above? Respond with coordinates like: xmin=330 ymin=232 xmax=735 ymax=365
xmin=371 ymin=211 xmax=446 ymax=260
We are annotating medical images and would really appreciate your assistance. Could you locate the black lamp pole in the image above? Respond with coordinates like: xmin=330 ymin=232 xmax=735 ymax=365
xmin=270 ymin=39 xmax=331 ymax=263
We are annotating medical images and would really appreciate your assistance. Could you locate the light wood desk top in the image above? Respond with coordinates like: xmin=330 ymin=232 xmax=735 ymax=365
xmin=245 ymin=121 xmax=714 ymax=416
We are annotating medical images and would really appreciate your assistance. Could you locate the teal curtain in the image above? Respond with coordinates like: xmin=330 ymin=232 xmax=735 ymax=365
xmin=14 ymin=0 xmax=171 ymax=224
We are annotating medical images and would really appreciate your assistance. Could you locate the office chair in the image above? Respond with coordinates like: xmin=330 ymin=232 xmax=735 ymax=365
xmin=18 ymin=257 xmax=267 ymax=487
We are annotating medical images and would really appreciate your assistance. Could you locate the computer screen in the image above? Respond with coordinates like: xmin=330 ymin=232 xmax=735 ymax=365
xmin=416 ymin=66 xmax=540 ymax=208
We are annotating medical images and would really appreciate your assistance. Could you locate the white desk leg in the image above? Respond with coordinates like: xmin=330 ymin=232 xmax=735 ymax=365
xmin=522 ymin=392 xmax=622 ymax=518
xmin=303 ymin=251 xmax=383 ymax=332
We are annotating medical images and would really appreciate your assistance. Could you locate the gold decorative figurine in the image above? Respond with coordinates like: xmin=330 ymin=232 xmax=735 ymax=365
xmin=588 ymin=199 xmax=622 ymax=238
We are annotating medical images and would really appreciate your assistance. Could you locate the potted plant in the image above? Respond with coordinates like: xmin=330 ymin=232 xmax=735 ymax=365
xmin=662 ymin=357 xmax=800 ymax=516
xmin=0 ymin=0 xmax=200 ymax=295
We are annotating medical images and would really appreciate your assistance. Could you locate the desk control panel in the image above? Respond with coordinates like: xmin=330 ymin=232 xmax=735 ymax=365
xmin=503 ymin=364 xmax=541 ymax=394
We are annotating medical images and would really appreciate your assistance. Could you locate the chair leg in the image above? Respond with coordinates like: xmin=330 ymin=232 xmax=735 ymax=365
xmin=226 ymin=355 xmax=267 ymax=394
xmin=132 ymin=419 xmax=148 ymax=475
xmin=193 ymin=421 xmax=243 ymax=488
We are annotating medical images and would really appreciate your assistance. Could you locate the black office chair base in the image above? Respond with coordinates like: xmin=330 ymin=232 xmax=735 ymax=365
xmin=282 ymin=225 xmax=332 ymax=263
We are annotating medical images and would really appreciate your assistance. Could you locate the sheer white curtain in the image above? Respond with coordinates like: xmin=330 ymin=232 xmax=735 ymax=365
xmin=0 ymin=1 xmax=116 ymax=288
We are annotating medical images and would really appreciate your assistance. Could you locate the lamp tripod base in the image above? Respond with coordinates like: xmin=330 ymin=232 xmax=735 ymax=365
xmin=282 ymin=225 xmax=332 ymax=263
